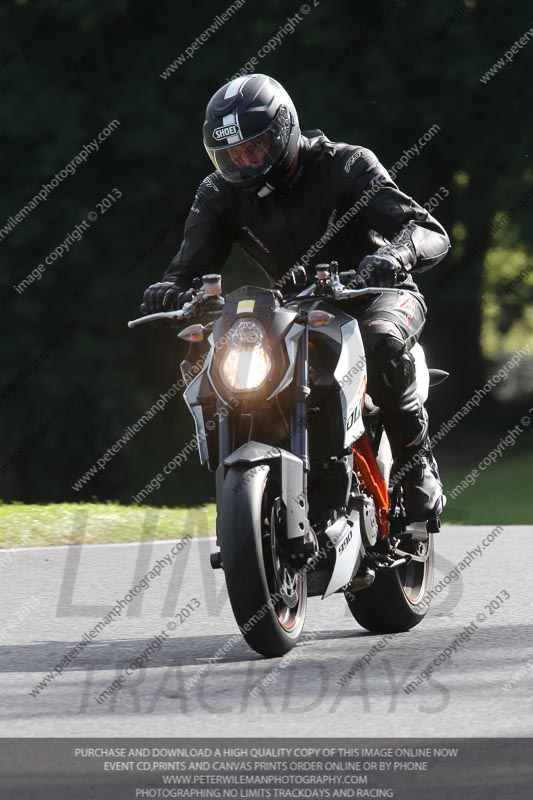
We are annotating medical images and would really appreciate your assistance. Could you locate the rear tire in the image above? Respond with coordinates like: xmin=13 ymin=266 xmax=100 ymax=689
xmin=345 ymin=537 xmax=434 ymax=632
xmin=218 ymin=464 xmax=307 ymax=657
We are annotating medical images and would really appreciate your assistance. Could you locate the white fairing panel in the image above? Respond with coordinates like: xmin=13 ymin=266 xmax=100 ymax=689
xmin=412 ymin=342 xmax=430 ymax=404
xmin=266 ymin=323 xmax=304 ymax=401
xmin=323 ymin=515 xmax=364 ymax=598
xmin=376 ymin=431 xmax=393 ymax=488
xmin=183 ymin=371 xmax=209 ymax=464
xmin=333 ymin=319 xmax=367 ymax=448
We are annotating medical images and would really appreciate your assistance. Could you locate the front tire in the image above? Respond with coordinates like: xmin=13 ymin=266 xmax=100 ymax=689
xmin=218 ymin=464 xmax=307 ymax=657
xmin=345 ymin=537 xmax=434 ymax=632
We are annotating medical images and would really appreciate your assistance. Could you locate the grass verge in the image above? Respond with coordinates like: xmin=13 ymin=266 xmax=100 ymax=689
xmin=1 ymin=447 xmax=531 ymax=549
xmin=441 ymin=450 xmax=533 ymax=525
xmin=0 ymin=502 xmax=216 ymax=548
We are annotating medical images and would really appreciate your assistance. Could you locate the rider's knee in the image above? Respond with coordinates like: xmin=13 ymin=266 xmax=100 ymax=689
xmin=362 ymin=321 xmax=406 ymax=370
xmin=384 ymin=351 xmax=417 ymax=395
xmin=369 ymin=349 xmax=417 ymax=408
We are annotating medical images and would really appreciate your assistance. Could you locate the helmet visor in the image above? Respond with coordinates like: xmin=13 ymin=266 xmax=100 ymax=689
xmin=205 ymin=106 xmax=291 ymax=186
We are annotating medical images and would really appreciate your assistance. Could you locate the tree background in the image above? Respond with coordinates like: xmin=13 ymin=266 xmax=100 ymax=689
xmin=1 ymin=0 xmax=532 ymax=511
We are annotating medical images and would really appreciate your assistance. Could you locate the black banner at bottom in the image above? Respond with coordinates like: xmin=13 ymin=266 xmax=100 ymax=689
xmin=0 ymin=738 xmax=531 ymax=799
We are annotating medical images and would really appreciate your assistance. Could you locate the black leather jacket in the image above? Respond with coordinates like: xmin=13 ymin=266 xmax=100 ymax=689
xmin=163 ymin=131 xmax=450 ymax=293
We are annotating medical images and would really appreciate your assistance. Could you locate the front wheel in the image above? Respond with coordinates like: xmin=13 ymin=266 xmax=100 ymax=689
xmin=218 ymin=464 xmax=307 ymax=657
xmin=345 ymin=537 xmax=434 ymax=632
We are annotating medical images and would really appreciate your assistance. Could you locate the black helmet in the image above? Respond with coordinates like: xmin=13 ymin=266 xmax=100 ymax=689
xmin=203 ymin=74 xmax=301 ymax=197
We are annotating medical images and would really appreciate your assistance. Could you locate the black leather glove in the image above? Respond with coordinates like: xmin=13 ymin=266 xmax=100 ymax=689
xmin=141 ymin=282 xmax=185 ymax=314
xmin=356 ymin=253 xmax=404 ymax=288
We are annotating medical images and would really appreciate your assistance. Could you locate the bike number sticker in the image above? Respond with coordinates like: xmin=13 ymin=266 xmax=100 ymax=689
xmin=237 ymin=299 xmax=255 ymax=314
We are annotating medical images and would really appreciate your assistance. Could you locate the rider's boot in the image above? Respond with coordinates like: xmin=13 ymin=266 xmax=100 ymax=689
xmin=389 ymin=410 xmax=446 ymax=524
xmin=379 ymin=354 xmax=445 ymax=524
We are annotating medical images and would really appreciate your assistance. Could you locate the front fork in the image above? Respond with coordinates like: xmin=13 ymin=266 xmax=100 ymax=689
xmin=289 ymin=317 xmax=316 ymax=565
xmin=291 ymin=318 xmax=310 ymax=472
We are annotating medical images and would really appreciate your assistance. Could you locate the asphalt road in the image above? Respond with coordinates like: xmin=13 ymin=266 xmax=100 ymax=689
xmin=1 ymin=525 xmax=532 ymax=737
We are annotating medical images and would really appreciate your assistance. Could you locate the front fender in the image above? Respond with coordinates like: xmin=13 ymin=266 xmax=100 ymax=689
xmin=217 ymin=441 xmax=306 ymax=541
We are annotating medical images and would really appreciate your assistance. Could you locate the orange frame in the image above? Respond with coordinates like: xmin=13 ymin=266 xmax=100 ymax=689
xmin=352 ymin=434 xmax=389 ymax=539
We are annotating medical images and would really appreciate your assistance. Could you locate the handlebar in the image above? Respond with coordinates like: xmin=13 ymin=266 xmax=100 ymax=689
xmin=338 ymin=269 xmax=407 ymax=288
xmin=127 ymin=265 xmax=413 ymax=330
xmin=339 ymin=270 xmax=360 ymax=286
xmin=293 ymin=281 xmax=406 ymax=301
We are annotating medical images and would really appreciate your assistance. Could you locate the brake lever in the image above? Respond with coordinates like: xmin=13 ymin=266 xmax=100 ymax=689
xmin=128 ymin=293 xmax=224 ymax=329
xmin=128 ymin=310 xmax=185 ymax=328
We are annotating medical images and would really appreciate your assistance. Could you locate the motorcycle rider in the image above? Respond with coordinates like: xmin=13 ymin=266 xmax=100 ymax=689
xmin=141 ymin=74 xmax=450 ymax=524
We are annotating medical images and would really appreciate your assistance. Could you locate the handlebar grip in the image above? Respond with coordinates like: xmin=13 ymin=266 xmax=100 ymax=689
xmin=339 ymin=270 xmax=365 ymax=288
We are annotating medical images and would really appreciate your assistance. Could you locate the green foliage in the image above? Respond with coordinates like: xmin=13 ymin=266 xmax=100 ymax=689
xmin=442 ymin=449 xmax=533 ymax=525
xmin=482 ymin=243 xmax=533 ymax=358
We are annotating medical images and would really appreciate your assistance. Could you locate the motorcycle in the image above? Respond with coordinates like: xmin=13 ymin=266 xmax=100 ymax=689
xmin=128 ymin=262 xmax=448 ymax=658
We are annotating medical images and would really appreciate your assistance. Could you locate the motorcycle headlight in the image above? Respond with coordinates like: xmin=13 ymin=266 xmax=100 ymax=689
xmin=219 ymin=319 xmax=272 ymax=391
